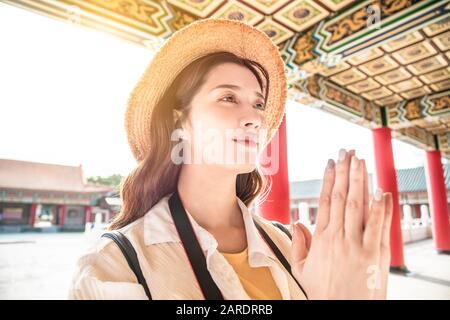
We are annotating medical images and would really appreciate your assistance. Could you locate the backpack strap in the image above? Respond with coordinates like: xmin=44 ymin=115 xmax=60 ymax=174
xmin=271 ymin=221 xmax=292 ymax=240
xmin=101 ymin=220 xmax=307 ymax=300
xmin=168 ymin=191 xmax=225 ymax=300
xmin=255 ymin=220 xmax=309 ymax=300
xmin=101 ymin=231 xmax=152 ymax=300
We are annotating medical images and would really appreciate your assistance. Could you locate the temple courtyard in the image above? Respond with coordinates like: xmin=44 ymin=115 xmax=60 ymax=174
xmin=0 ymin=231 xmax=448 ymax=300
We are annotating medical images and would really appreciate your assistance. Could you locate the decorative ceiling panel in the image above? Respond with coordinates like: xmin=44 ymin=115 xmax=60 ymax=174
xmin=347 ymin=79 xmax=381 ymax=94
xmin=375 ymin=94 xmax=403 ymax=106
xmin=316 ymin=0 xmax=355 ymax=11
xmin=432 ymin=30 xmax=450 ymax=51
xmin=423 ymin=15 xmax=450 ymax=36
xmin=241 ymin=0 xmax=291 ymax=15
xmin=362 ymin=87 xmax=394 ymax=101
xmin=358 ymin=56 xmax=400 ymax=76
xmin=406 ymin=54 xmax=448 ymax=75
xmin=330 ymin=68 xmax=367 ymax=86
xmin=347 ymin=48 xmax=384 ymax=66
xmin=3 ymin=0 xmax=450 ymax=157
xmin=419 ymin=67 xmax=450 ymax=84
xmin=307 ymin=0 xmax=447 ymax=62
xmin=167 ymin=0 xmax=226 ymax=18
xmin=374 ymin=68 xmax=412 ymax=85
xmin=67 ymin=0 xmax=175 ymax=36
xmin=273 ymin=0 xmax=329 ymax=32
xmin=391 ymin=41 xmax=438 ymax=64
xmin=256 ymin=17 xmax=295 ymax=45
xmin=318 ymin=61 xmax=351 ymax=76
xmin=211 ymin=0 xmax=263 ymax=25
xmin=430 ymin=79 xmax=450 ymax=92
xmin=388 ymin=78 xmax=424 ymax=93
xmin=381 ymin=31 xmax=424 ymax=52
xmin=400 ymin=86 xmax=432 ymax=99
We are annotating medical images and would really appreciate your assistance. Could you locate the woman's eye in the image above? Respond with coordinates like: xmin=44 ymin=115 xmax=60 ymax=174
xmin=220 ymin=95 xmax=265 ymax=110
xmin=255 ymin=102 xmax=265 ymax=110
xmin=220 ymin=95 xmax=237 ymax=104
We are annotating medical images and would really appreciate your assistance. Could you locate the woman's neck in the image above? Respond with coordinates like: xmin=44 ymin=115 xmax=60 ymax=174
xmin=177 ymin=164 xmax=243 ymax=230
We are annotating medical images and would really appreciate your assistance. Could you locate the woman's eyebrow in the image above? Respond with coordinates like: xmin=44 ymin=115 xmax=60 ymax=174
xmin=211 ymin=84 xmax=264 ymax=99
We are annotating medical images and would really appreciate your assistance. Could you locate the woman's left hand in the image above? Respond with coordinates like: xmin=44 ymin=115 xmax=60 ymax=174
xmin=290 ymin=150 xmax=393 ymax=299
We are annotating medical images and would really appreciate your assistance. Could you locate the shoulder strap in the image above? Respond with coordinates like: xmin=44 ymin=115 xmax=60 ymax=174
xmin=168 ymin=191 xmax=224 ymax=300
xmin=101 ymin=231 xmax=152 ymax=300
xmin=271 ymin=221 xmax=292 ymax=240
xmin=254 ymin=220 xmax=309 ymax=299
xmin=101 ymin=220 xmax=306 ymax=300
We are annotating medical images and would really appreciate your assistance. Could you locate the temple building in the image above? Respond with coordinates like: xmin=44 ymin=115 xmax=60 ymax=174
xmin=0 ymin=159 xmax=115 ymax=232
xmin=290 ymin=164 xmax=450 ymax=243
xmin=3 ymin=0 xmax=449 ymax=272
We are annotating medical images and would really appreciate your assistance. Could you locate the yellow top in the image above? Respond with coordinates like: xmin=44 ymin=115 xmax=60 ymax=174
xmin=220 ymin=247 xmax=282 ymax=300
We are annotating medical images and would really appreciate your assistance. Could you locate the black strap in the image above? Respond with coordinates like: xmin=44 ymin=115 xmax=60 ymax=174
xmin=102 ymin=194 xmax=307 ymax=300
xmin=101 ymin=231 xmax=152 ymax=299
xmin=168 ymin=190 xmax=225 ymax=300
xmin=254 ymin=221 xmax=309 ymax=299
xmin=271 ymin=221 xmax=292 ymax=240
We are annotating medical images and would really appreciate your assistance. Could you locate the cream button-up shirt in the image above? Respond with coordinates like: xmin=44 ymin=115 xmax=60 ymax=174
xmin=68 ymin=192 xmax=307 ymax=300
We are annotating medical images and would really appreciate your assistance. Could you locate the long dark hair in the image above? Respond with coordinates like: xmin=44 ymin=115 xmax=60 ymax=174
xmin=109 ymin=52 xmax=272 ymax=230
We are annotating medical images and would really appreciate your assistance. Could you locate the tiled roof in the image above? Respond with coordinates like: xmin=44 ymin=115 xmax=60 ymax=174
xmin=0 ymin=159 xmax=113 ymax=193
xmin=290 ymin=173 xmax=374 ymax=200
xmin=392 ymin=164 xmax=450 ymax=193
xmin=290 ymin=164 xmax=450 ymax=200
xmin=290 ymin=179 xmax=323 ymax=200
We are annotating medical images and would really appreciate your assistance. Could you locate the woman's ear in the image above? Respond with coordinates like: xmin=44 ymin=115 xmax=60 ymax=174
xmin=173 ymin=108 xmax=182 ymax=123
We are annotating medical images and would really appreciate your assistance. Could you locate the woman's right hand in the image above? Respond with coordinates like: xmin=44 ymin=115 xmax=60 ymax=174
xmin=291 ymin=149 xmax=393 ymax=300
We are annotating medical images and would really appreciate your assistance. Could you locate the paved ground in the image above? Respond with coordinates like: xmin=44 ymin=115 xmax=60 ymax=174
xmin=0 ymin=231 xmax=95 ymax=300
xmin=0 ymin=232 xmax=449 ymax=299
xmin=387 ymin=239 xmax=450 ymax=299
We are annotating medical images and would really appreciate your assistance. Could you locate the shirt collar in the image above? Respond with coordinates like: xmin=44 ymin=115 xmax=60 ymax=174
xmin=143 ymin=192 xmax=277 ymax=265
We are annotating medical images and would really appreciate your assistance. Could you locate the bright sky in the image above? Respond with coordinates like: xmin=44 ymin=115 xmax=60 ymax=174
xmin=0 ymin=3 xmax=430 ymax=182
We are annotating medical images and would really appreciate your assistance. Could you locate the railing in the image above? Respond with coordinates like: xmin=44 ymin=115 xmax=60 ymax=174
xmin=401 ymin=218 xmax=432 ymax=243
xmin=290 ymin=218 xmax=432 ymax=244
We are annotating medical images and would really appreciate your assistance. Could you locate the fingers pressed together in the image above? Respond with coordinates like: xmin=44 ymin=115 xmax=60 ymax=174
xmin=313 ymin=148 xmax=393 ymax=247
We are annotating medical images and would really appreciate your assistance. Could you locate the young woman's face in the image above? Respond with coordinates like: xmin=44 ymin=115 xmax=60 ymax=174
xmin=180 ymin=62 xmax=268 ymax=173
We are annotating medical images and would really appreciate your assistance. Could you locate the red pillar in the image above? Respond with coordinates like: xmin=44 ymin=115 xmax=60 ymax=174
xmin=59 ymin=205 xmax=66 ymax=226
xmin=29 ymin=203 xmax=37 ymax=227
xmin=256 ymin=114 xmax=291 ymax=224
xmin=294 ymin=207 xmax=299 ymax=222
xmin=84 ymin=205 xmax=93 ymax=224
xmin=425 ymin=150 xmax=450 ymax=254
xmin=372 ymin=127 xmax=407 ymax=272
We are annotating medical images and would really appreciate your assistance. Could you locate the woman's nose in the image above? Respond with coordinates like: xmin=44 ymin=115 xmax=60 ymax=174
xmin=241 ymin=118 xmax=261 ymax=130
xmin=240 ymin=109 xmax=264 ymax=130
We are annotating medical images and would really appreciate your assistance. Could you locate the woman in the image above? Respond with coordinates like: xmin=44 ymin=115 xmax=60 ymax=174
xmin=69 ymin=18 xmax=393 ymax=300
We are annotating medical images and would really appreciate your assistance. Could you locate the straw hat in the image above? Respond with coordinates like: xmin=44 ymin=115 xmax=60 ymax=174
xmin=125 ymin=17 xmax=287 ymax=162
